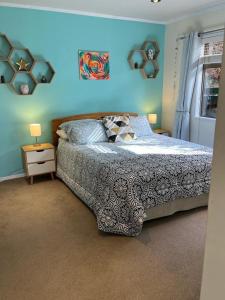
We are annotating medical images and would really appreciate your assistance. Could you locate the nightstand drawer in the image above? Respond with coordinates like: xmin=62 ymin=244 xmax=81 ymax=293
xmin=27 ymin=160 xmax=56 ymax=176
xmin=26 ymin=148 xmax=54 ymax=163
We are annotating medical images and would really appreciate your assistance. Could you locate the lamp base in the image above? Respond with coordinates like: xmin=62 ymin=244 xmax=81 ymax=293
xmin=33 ymin=137 xmax=41 ymax=147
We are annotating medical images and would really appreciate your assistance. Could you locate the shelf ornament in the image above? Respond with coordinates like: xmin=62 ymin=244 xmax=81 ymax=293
xmin=16 ymin=58 xmax=30 ymax=71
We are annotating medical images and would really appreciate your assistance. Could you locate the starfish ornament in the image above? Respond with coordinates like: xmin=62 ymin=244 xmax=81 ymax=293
xmin=16 ymin=58 xmax=30 ymax=71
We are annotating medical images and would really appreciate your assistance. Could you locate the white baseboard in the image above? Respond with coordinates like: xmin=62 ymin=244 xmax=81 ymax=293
xmin=0 ymin=173 xmax=25 ymax=182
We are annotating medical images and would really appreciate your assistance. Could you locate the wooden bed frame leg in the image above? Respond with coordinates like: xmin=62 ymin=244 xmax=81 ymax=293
xmin=51 ymin=172 xmax=54 ymax=180
xmin=30 ymin=176 xmax=33 ymax=185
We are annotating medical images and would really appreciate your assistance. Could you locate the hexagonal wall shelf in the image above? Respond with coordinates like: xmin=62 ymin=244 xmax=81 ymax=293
xmin=31 ymin=61 xmax=55 ymax=83
xmin=128 ymin=39 xmax=160 ymax=79
xmin=128 ymin=49 xmax=148 ymax=70
xmin=9 ymin=48 xmax=35 ymax=72
xmin=0 ymin=32 xmax=55 ymax=95
xmin=10 ymin=72 xmax=37 ymax=95
xmin=141 ymin=40 xmax=160 ymax=61
xmin=0 ymin=61 xmax=15 ymax=83
xmin=0 ymin=34 xmax=13 ymax=60
xmin=141 ymin=60 xmax=159 ymax=79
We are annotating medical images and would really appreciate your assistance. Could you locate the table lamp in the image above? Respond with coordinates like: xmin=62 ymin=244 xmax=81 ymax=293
xmin=30 ymin=124 xmax=41 ymax=146
xmin=148 ymin=114 xmax=157 ymax=125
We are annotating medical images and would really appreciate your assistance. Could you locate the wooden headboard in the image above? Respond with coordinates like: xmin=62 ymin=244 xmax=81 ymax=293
xmin=52 ymin=112 xmax=138 ymax=146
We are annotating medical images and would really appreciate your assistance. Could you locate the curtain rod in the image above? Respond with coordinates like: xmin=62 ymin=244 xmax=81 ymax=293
xmin=198 ymin=27 xmax=224 ymax=37
xmin=176 ymin=27 xmax=225 ymax=41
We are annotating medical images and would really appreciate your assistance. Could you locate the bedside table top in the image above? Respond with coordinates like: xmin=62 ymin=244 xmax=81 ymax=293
xmin=154 ymin=128 xmax=169 ymax=134
xmin=22 ymin=143 xmax=54 ymax=152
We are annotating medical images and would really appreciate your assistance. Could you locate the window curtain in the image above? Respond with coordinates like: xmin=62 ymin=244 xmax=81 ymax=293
xmin=173 ymin=32 xmax=201 ymax=141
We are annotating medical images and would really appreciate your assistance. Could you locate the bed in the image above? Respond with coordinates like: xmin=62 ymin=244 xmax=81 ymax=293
xmin=52 ymin=112 xmax=212 ymax=236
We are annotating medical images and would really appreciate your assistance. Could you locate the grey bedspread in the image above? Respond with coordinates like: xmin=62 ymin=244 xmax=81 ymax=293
xmin=57 ymin=134 xmax=212 ymax=236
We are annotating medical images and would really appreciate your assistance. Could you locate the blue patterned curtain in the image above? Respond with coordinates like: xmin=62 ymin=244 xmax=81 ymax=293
xmin=173 ymin=32 xmax=201 ymax=141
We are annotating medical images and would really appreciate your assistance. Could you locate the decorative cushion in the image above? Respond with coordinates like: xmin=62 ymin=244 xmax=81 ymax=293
xmin=56 ymin=129 xmax=69 ymax=140
xmin=129 ymin=115 xmax=153 ymax=138
xmin=60 ymin=119 xmax=108 ymax=144
xmin=102 ymin=115 xmax=136 ymax=142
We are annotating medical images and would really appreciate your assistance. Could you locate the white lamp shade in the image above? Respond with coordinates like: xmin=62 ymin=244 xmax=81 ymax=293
xmin=148 ymin=114 xmax=157 ymax=124
xmin=30 ymin=124 xmax=41 ymax=137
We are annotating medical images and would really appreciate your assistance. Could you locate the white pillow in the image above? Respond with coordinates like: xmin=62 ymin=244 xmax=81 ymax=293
xmin=56 ymin=129 xmax=69 ymax=140
xmin=129 ymin=116 xmax=153 ymax=138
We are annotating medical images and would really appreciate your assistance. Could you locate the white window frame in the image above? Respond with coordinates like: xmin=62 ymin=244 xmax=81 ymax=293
xmin=196 ymin=32 xmax=224 ymax=120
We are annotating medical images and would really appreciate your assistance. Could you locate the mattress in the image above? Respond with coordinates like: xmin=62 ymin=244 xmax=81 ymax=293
xmin=57 ymin=134 xmax=212 ymax=236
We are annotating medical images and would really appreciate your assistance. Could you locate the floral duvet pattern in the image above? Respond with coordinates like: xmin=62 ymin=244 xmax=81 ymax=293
xmin=57 ymin=135 xmax=212 ymax=236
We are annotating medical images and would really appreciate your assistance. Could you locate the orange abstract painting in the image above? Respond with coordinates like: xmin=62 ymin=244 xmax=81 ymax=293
xmin=79 ymin=50 xmax=110 ymax=80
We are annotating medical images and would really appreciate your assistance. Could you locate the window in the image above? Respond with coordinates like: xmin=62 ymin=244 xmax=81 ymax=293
xmin=200 ymin=33 xmax=224 ymax=118
xmin=203 ymin=41 xmax=224 ymax=56
xmin=201 ymin=64 xmax=221 ymax=118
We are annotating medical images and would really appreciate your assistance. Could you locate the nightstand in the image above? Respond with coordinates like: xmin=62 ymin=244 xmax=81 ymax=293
xmin=22 ymin=143 xmax=56 ymax=184
xmin=154 ymin=129 xmax=170 ymax=136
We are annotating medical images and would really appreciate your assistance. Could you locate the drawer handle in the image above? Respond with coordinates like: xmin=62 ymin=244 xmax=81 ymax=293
xmin=36 ymin=149 xmax=45 ymax=152
xmin=37 ymin=162 xmax=46 ymax=165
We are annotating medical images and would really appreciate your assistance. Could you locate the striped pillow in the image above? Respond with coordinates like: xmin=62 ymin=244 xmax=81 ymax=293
xmin=60 ymin=119 xmax=108 ymax=144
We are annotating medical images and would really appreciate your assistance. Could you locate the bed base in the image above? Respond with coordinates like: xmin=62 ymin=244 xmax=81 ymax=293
xmin=144 ymin=194 xmax=208 ymax=221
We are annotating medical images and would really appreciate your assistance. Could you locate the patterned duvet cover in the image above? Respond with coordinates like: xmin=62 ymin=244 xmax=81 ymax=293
xmin=57 ymin=134 xmax=212 ymax=236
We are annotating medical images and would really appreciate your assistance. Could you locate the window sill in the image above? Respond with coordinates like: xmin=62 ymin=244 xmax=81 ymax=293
xmin=194 ymin=116 xmax=216 ymax=122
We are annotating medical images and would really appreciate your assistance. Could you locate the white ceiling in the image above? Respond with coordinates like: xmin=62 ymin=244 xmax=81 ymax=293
xmin=1 ymin=0 xmax=225 ymax=23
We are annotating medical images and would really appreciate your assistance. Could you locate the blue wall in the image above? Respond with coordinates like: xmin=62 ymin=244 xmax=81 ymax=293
xmin=0 ymin=6 xmax=165 ymax=177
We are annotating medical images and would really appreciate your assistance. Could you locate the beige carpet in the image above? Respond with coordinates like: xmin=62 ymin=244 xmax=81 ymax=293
xmin=0 ymin=177 xmax=207 ymax=300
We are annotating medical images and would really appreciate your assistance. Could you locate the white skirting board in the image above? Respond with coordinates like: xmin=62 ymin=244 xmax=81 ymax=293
xmin=0 ymin=173 xmax=25 ymax=182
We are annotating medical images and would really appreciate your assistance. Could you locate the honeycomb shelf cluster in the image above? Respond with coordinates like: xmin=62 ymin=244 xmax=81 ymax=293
xmin=0 ymin=33 xmax=55 ymax=95
xmin=128 ymin=40 xmax=160 ymax=79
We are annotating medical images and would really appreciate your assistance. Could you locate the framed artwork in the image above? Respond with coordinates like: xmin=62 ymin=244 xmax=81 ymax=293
xmin=79 ymin=50 xmax=110 ymax=80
